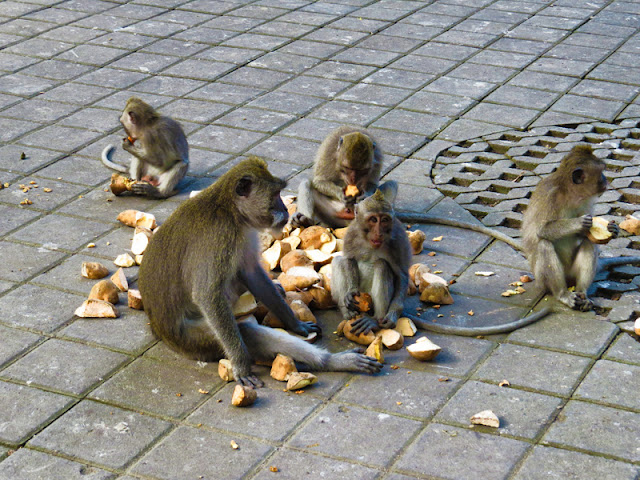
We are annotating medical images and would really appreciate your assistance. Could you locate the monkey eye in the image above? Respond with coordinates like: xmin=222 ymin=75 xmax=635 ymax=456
xmin=369 ymin=216 xmax=378 ymax=224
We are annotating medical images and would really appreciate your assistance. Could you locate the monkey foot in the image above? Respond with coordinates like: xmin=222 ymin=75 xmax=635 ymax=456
xmin=290 ymin=212 xmax=315 ymax=228
xmin=237 ymin=374 xmax=264 ymax=388
xmin=328 ymin=349 xmax=382 ymax=374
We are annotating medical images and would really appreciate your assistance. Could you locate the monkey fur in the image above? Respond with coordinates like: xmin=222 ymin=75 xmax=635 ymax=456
xmin=521 ymin=144 xmax=640 ymax=311
xmin=295 ymin=126 xmax=397 ymax=228
xmin=101 ymin=97 xmax=189 ymax=198
xmin=138 ymin=156 xmax=381 ymax=388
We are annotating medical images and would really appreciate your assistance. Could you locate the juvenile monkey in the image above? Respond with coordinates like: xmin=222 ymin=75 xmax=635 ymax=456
xmin=295 ymin=126 xmax=396 ymax=228
xmin=332 ymin=186 xmax=411 ymax=335
xmin=101 ymin=97 xmax=189 ymax=198
xmin=520 ymin=145 xmax=635 ymax=311
xmin=138 ymin=156 xmax=381 ymax=387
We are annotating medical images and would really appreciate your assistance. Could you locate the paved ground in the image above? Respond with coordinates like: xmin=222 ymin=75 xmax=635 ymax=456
xmin=1 ymin=0 xmax=640 ymax=479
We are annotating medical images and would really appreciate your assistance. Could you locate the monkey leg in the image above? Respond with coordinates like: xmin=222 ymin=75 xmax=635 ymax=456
xmin=311 ymin=185 xmax=351 ymax=228
xmin=132 ymin=161 xmax=188 ymax=198
xmin=570 ymin=239 xmax=597 ymax=311
xmin=370 ymin=259 xmax=394 ymax=321
xmin=238 ymin=321 xmax=381 ymax=374
xmin=535 ymin=240 xmax=585 ymax=310
xmin=292 ymin=179 xmax=317 ymax=227
xmin=331 ymin=256 xmax=360 ymax=318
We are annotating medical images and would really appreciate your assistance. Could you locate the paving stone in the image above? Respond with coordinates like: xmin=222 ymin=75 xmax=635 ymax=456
xmin=0 ymin=381 xmax=73 ymax=446
xmin=188 ymin=124 xmax=267 ymax=153
xmin=435 ymin=380 xmax=562 ymax=439
xmin=335 ymin=368 xmax=460 ymax=419
xmin=395 ymin=423 xmax=530 ymax=479
xmin=507 ymin=311 xmax=619 ymax=357
xmin=512 ymin=445 xmax=639 ymax=480
xmin=247 ymin=135 xmax=319 ymax=166
xmin=188 ymin=382 xmax=321 ymax=441
xmin=604 ymin=333 xmax=640 ymax=365
xmin=476 ymin=241 xmax=529 ymax=270
xmin=288 ymin=403 xmax=421 ymax=468
xmin=574 ymin=359 xmax=640 ymax=410
xmin=0 ymin=204 xmax=40 ymax=236
xmin=0 ymin=325 xmax=42 ymax=368
xmin=542 ymin=400 xmax=640 ymax=462
xmin=131 ymin=75 xmax=207 ymax=97
xmin=0 ymin=448 xmax=114 ymax=480
xmin=472 ymin=343 xmax=592 ymax=396
xmin=215 ymin=107 xmax=296 ymax=133
xmin=30 ymin=400 xmax=171 ymax=469
xmin=363 ymin=67 xmax=433 ymax=90
xmin=3 ymin=338 xmax=128 ymax=395
xmin=253 ymin=449 xmax=380 ymax=479
xmin=0 ymin=242 xmax=65 ymax=283
xmin=372 ymin=109 xmax=449 ymax=137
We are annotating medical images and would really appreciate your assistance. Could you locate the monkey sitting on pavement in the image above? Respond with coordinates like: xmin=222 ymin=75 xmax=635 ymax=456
xmin=294 ymin=125 xmax=397 ymax=229
xmin=101 ymin=97 xmax=189 ymax=198
xmin=521 ymin=144 xmax=640 ymax=311
xmin=138 ymin=156 xmax=382 ymax=388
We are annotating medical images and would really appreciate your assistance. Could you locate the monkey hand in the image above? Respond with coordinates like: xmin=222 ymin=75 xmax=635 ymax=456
xmin=131 ymin=181 xmax=158 ymax=197
xmin=580 ymin=215 xmax=593 ymax=234
xmin=290 ymin=212 xmax=315 ymax=229
xmin=292 ymin=320 xmax=321 ymax=337
xmin=122 ymin=136 xmax=134 ymax=152
xmin=607 ymin=221 xmax=619 ymax=239
xmin=349 ymin=315 xmax=380 ymax=336
xmin=345 ymin=291 xmax=368 ymax=318
xmin=378 ymin=313 xmax=397 ymax=330
xmin=237 ymin=375 xmax=264 ymax=389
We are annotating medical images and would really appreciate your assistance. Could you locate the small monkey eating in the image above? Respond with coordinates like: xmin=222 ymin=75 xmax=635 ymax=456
xmin=101 ymin=97 xmax=189 ymax=198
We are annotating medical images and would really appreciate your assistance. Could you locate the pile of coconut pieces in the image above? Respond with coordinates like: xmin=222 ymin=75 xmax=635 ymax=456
xmin=74 ymin=209 xmax=155 ymax=318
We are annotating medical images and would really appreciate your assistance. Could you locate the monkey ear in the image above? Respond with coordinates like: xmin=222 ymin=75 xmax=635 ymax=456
xmin=128 ymin=111 xmax=138 ymax=125
xmin=338 ymin=136 xmax=344 ymax=149
xmin=572 ymin=168 xmax=585 ymax=184
xmin=236 ymin=176 xmax=252 ymax=197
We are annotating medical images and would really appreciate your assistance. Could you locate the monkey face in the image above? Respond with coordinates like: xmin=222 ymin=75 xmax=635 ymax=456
xmin=235 ymin=175 xmax=288 ymax=230
xmin=365 ymin=213 xmax=392 ymax=249
xmin=341 ymin=165 xmax=369 ymax=187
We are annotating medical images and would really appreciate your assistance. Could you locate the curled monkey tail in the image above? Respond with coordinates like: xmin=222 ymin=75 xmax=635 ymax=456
xmin=405 ymin=307 xmax=551 ymax=336
xmin=396 ymin=212 xmax=523 ymax=251
xmin=101 ymin=144 xmax=128 ymax=173
xmin=597 ymin=256 xmax=640 ymax=271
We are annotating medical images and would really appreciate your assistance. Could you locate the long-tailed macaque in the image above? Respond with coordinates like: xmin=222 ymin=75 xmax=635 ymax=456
xmin=101 ymin=97 xmax=189 ymax=198
xmin=295 ymin=126 xmax=397 ymax=228
xmin=521 ymin=145 xmax=640 ymax=311
xmin=138 ymin=156 xmax=381 ymax=387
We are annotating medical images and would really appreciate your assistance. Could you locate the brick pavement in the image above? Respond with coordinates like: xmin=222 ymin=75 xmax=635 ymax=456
xmin=0 ymin=0 xmax=639 ymax=479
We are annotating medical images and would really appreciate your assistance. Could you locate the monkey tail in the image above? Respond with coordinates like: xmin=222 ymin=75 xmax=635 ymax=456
xmin=597 ymin=256 xmax=640 ymax=270
xmin=101 ymin=144 xmax=128 ymax=173
xmin=405 ymin=307 xmax=551 ymax=336
xmin=396 ymin=212 xmax=523 ymax=251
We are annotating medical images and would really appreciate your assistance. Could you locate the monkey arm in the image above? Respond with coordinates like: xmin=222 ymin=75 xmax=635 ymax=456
xmin=537 ymin=217 xmax=589 ymax=242
xmin=380 ymin=270 xmax=408 ymax=329
xmin=239 ymin=262 xmax=321 ymax=337
xmin=311 ymin=178 xmax=345 ymax=202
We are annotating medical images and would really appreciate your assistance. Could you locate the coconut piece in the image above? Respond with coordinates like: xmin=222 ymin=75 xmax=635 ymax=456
xmin=587 ymin=216 xmax=614 ymax=245
xmin=335 ymin=238 xmax=344 ymax=252
xmin=408 ymin=230 xmax=426 ymax=255
xmin=407 ymin=336 xmax=441 ymax=361
xmin=396 ymin=317 xmax=417 ymax=337
xmin=309 ymin=286 xmax=334 ymax=309
xmin=262 ymin=240 xmax=292 ymax=271
xmin=407 ymin=277 xmax=417 ymax=296
xmin=218 ymin=359 xmax=234 ymax=382
xmin=128 ymin=289 xmax=143 ymax=310
xmin=117 ymin=209 xmax=139 ymax=227
xmin=262 ymin=311 xmax=285 ymax=329
xmin=232 ymin=384 xmax=257 ymax=407
xmin=74 ymin=299 xmax=119 ymax=318
xmin=336 ymin=320 xmax=346 ymax=336
xmin=110 ymin=268 xmax=128 ymax=292
xmin=278 ymin=267 xmax=321 ymax=291
xmin=344 ymin=185 xmax=359 ymax=197
xmin=409 ymin=263 xmax=431 ymax=287
xmin=270 ymin=353 xmax=297 ymax=381
xmin=635 ymin=318 xmax=640 ymax=336
xmin=354 ymin=292 xmax=373 ymax=313
xmin=418 ymin=273 xmax=454 ymax=305
xmin=318 ymin=264 xmax=332 ymax=293
xmin=281 ymin=235 xmax=301 ymax=250
xmin=333 ymin=227 xmax=349 ymax=240
xmin=320 ymin=234 xmax=337 ymax=254
xmin=131 ymin=226 xmax=153 ymax=256
xmin=620 ymin=215 xmax=640 ymax=235
xmin=290 ymin=299 xmax=316 ymax=323
xmin=343 ymin=318 xmax=376 ymax=345
xmin=380 ymin=329 xmax=403 ymax=350
xmin=114 ymin=253 xmax=135 ymax=268
xmin=299 ymin=225 xmax=330 ymax=250
xmin=286 ymin=372 xmax=317 ymax=391
xmin=89 ymin=279 xmax=120 ymax=304
xmin=81 ymin=261 xmax=109 ymax=279
xmin=305 ymin=249 xmax=332 ymax=267
xmin=134 ymin=254 xmax=143 ymax=265
xmin=134 ymin=211 xmax=157 ymax=230
xmin=470 ymin=410 xmax=500 ymax=428
xmin=233 ymin=291 xmax=258 ymax=317
xmin=110 ymin=173 xmax=136 ymax=196
xmin=365 ymin=335 xmax=384 ymax=363
xmin=285 ymin=290 xmax=313 ymax=305
xmin=280 ymin=250 xmax=313 ymax=273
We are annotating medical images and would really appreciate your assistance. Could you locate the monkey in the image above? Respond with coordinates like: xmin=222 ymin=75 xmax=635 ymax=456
xmin=101 ymin=97 xmax=189 ymax=198
xmin=294 ymin=126 xmax=397 ymax=229
xmin=332 ymin=186 xmax=411 ymax=335
xmin=138 ymin=156 xmax=381 ymax=388
xmin=520 ymin=144 xmax=640 ymax=311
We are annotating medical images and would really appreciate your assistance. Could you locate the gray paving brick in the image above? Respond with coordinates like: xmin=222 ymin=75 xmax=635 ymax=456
xmin=0 ymin=448 xmax=114 ymax=480
xmin=574 ymin=359 xmax=640 ymax=410
xmin=215 ymin=107 xmax=296 ymax=133
xmin=604 ymin=333 xmax=640 ymax=365
xmin=30 ymin=400 xmax=171 ymax=469
xmin=288 ymin=403 xmax=421 ymax=467
xmin=0 ymin=204 xmax=40 ymax=236
xmin=0 ymin=381 xmax=73 ymax=446
xmin=513 ymin=445 xmax=639 ymax=480
xmin=543 ymin=400 xmax=640 ymax=462
xmin=0 ymin=325 xmax=42 ymax=368
xmin=0 ymin=242 xmax=65 ymax=283
xmin=395 ymin=423 xmax=530 ymax=480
